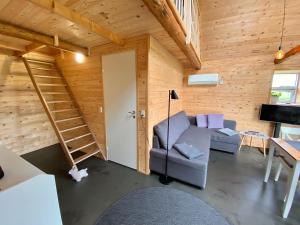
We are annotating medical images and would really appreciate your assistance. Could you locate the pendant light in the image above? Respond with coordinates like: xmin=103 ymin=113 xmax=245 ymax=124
xmin=275 ymin=0 xmax=286 ymax=60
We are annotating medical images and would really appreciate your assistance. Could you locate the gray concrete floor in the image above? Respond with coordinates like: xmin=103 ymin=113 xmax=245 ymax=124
xmin=22 ymin=145 xmax=300 ymax=225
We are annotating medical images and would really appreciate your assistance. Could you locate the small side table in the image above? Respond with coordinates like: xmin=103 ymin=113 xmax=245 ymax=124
xmin=239 ymin=130 xmax=269 ymax=156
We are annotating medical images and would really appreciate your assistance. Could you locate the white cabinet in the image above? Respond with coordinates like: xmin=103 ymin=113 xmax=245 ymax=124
xmin=0 ymin=146 xmax=63 ymax=225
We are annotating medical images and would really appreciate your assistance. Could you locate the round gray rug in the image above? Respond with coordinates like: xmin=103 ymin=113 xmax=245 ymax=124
xmin=95 ymin=187 xmax=231 ymax=225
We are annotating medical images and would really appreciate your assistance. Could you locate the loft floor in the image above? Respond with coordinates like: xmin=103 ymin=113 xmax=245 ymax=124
xmin=22 ymin=145 xmax=300 ymax=225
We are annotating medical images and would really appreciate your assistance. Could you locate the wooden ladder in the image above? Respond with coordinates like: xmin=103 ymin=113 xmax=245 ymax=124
xmin=22 ymin=57 xmax=104 ymax=167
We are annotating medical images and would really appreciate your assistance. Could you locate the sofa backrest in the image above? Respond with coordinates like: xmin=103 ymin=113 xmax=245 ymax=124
xmin=188 ymin=116 xmax=236 ymax=130
xmin=154 ymin=111 xmax=190 ymax=150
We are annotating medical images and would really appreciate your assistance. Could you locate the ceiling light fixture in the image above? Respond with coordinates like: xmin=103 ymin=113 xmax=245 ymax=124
xmin=75 ymin=52 xmax=85 ymax=63
xmin=275 ymin=0 xmax=286 ymax=60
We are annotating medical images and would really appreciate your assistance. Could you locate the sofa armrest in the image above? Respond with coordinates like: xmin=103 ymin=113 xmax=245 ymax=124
xmin=224 ymin=120 xmax=237 ymax=130
xmin=152 ymin=135 xmax=160 ymax=149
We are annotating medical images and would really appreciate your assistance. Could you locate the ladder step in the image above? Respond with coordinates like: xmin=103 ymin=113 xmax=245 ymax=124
xmin=47 ymin=100 xmax=73 ymax=104
xmin=26 ymin=59 xmax=54 ymax=65
xmin=42 ymin=92 xmax=68 ymax=95
xmin=69 ymin=141 xmax=96 ymax=154
xmin=30 ymin=67 xmax=54 ymax=71
xmin=60 ymin=124 xmax=87 ymax=133
xmin=38 ymin=83 xmax=66 ymax=86
xmin=56 ymin=116 xmax=82 ymax=123
xmin=34 ymin=75 xmax=61 ymax=79
xmin=74 ymin=148 xmax=100 ymax=164
xmin=51 ymin=108 xmax=78 ymax=113
xmin=65 ymin=133 xmax=92 ymax=143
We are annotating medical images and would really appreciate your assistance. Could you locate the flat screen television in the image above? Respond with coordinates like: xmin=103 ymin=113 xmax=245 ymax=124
xmin=260 ymin=104 xmax=300 ymax=125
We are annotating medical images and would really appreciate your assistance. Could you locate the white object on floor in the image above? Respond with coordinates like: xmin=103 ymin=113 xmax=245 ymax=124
xmin=0 ymin=145 xmax=62 ymax=225
xmin=69 ymin=166 xmax=88 ymax=182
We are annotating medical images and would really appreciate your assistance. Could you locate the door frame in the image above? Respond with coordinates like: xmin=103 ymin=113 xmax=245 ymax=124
xmin=102 ymin=49 xmax=139 ymax=170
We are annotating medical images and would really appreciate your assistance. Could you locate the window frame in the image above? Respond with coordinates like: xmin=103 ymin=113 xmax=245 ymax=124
xmin=271 ymin=71 xmax=300 ymax=104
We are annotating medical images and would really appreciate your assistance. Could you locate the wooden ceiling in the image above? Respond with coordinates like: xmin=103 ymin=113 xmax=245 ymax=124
xmin=0 ymin=0 xmax=190 ymax=66
xmin=199 ymin=0 xmax=300 ymax=62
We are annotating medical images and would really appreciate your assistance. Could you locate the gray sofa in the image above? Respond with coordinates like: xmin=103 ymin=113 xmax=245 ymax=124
xmin=150 ymin=111 xmax=240 ymax=188
xmin=188 ymin=116 xmax=241 ymax=154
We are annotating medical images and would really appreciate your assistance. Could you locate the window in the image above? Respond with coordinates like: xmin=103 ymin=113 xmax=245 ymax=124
xmin=271 ymin=72 xmax=300 ymax=104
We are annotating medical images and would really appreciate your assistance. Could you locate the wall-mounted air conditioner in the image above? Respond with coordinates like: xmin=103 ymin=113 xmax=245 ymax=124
xmin=188 ymin=73 xmax=221 ymax=86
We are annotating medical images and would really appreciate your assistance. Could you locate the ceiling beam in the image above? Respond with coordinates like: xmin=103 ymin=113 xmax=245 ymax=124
xmin=274 ymin=45 xmax=300 ymax=64
xmin=27 ymin=0 xmax=125 ymax=46
xmin=143 ymin=0 xmax=201 ymax=69
xmin=0 ymin=21 xmax=88 ymax=54
xmin=14 ymin=43 xmax=46 ymax=57
xmin=0 ymin=41 xmax=24 ymax=52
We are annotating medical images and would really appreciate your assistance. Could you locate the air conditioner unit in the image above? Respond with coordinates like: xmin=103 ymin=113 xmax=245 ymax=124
xmin=188 ymin=73 xmax=220 ymax=85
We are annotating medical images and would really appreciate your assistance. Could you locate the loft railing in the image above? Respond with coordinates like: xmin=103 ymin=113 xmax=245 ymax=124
xmin=168 ymin=0 xmax=200 ymax=57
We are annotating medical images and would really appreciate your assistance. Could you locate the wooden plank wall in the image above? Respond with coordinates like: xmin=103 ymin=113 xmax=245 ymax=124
xmin=57 ymin=35 xmax=184 ymax=174
xmin=0 ymin=53 xmax=58 ymax=155
xmin=56 ymin=52 xmax=106 ymax=158
xmin=148 ymin=37 xmax=184 ymax=156
xmin=56 ymin=35 xmax=149 ymax=173
xmin=183 ymin=0 xmax=300 ymax=146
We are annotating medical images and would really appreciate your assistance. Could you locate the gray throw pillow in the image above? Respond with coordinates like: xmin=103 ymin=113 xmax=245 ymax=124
xmin=174 ymin=143 xmax=204 ymax=159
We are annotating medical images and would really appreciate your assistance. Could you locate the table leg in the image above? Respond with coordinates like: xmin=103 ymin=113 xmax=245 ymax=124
xmin=274 ymin=162 xmax=282 ymax=182
xmin=249 ymin=136 xmax=253 ymax=150
xmin=262 ymin=138 xmax=266 ymax=157
xmin=238 ymin=135 xmax=245 ymax=152
xmin=264 ymin=144 xmax=275 ymax=183
xmin=282 ymin=162 xmax=300 ymax=218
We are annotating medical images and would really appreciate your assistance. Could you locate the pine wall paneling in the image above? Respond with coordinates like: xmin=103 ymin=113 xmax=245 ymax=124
xmin=0 ymin=53 xmax=58 ymax=155
xmin=57 ymin=34 xmax=185 ymax=174
xmin=147 ymin=36 xmax=184 ymax=152
xmin=183 ymin=0 xmax=300 ymax=147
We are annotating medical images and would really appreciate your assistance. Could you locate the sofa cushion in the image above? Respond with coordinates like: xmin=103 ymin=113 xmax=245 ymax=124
xmin=208 ymin=114 xmax=224 ymax=129
xmin=209 ymin=129 xmax=240 ymax=145
xmin=176 ymin=126 xmax=210 ymax=161
xmin=196 ymin=114 xmax=208 ymax=127
xmin=154 ymin=111 xmax=190 ymax=150
xmin=174 ymin=143 xmax=204 ymax=159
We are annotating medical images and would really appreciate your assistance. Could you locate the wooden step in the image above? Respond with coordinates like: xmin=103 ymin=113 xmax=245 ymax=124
xmin=27 ymin=59 xmax=54 ymax=65
xmin=55 ymin=116 xmax=82 ymax=123
xmin=60 ymin=124 xmax=87 ymax=133
xmin=30 ymin=67 xmax=54 ymax=71
xmin=34 ymin=75 xmax=62 ymax=79
xmin=47 ymin=100 xmax=72 ymax=104
xmin=42 ymin=92 xmax=68 ymax=95
xmin=69 ymin=141 xmax=96 ymax=154
xmin=65 ymin=133 xmax=92 ymax=143
xmin=74 ymin=148 xmax=100 ymax=164
xmin=38 ymin=83 xmax=66 ymax=86
xmin=51 ymin=108 xmax=78 ymax=113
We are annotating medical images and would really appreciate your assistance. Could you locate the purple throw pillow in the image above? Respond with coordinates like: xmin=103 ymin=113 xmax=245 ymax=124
xmin=196 ymin=114 xmax=208 ymax=127
xmin=208 ymin=114 xmax=224 ymax=129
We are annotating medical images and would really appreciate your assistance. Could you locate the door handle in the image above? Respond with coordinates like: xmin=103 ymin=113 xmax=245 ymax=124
xmin=128 ymin=110 xmax=136 ymax=119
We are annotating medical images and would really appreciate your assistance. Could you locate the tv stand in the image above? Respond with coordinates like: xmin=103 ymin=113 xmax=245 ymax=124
xmin=273 ymin=122 xmax=281 ymax=138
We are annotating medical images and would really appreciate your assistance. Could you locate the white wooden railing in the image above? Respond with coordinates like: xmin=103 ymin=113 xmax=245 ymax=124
xmin=169 ymin=0 xmax=200 ymax=57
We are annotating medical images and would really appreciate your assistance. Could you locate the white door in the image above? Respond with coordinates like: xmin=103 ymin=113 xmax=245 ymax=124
xmin=102 ymin=50 xmax=137 ymax=169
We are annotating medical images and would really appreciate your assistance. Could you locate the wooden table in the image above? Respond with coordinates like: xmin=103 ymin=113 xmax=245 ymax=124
xmin=239 ymin=130 xmax=268 ymax=156
xmin=264 ymin=138 xmax=300 ymax=218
